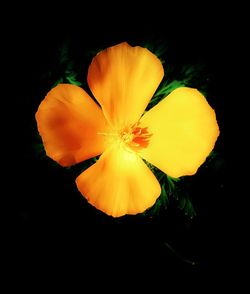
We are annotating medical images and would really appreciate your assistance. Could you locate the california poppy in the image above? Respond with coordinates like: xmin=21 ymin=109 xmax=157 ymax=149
xmin=36 ymin=42 xmax=219 ymax=217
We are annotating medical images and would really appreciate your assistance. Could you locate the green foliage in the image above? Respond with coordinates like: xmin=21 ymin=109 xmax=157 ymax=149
xmin=144 ymin=163 xmax=197 ymax=218
xmin=52 ymin=40 xmax=82 ymax=88
xmin=142 ymin=40 xmax=168 ymax=63
xmin=149 ymin=182 xmax=169 ymax=216
xmin=148 ymin=80 xmax=186 ymax=109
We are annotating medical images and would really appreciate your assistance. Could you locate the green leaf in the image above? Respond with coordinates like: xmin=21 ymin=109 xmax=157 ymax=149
xmin=161 ymin=183 xmax=169 ymax=208
xmin=66 ymin=75 xmax=82 ymax=86
xmin=52 ymin=77 xmax=64 ymax=88
xmin=147 ymin=80 xmax=186 ymax=109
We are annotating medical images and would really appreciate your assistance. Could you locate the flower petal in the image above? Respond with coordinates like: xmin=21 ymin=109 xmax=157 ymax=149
xmin=87 ymin=42 xmax=164 ymax=128
xmin=139 ymin=87 xmax=220 ymax=178
xmin=76 ymin=146 xmax=161 ymax=217
xmin=36 ymin=84 xmax=108 ymax=166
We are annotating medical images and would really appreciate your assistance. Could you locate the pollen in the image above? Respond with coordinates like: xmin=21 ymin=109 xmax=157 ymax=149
xmin=120 ymin=123 xmax=152 ymax=151
xmin=98 ymin=123 xmax=152 ymax=152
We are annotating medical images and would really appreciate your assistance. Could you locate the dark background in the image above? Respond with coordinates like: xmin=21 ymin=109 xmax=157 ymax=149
xmin=8 ymin=8 xmax=229 ymax=289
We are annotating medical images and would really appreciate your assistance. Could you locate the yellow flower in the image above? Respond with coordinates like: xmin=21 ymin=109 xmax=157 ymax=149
xmin=35 ymin=42 xmax=220 ymax=217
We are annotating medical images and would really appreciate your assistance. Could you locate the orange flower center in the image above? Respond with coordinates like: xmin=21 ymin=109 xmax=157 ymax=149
xmin=120 ymin=125 xmax=152 ymax=151
xmin=99 ymin=123 xmax=152 ymax=152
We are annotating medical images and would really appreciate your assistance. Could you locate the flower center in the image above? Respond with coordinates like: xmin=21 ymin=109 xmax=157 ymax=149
xmin=120 ymin=125 xmax=152 ymax=151
xmin=99 ymin=123 xmax=152 ymax=152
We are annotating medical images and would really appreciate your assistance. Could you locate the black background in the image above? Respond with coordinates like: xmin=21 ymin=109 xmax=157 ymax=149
xmin=8 ymin=7 xmax=230 ymax=290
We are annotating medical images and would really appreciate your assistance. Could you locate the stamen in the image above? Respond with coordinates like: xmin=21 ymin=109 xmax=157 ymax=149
xmin=97 ymin=124 xmax=152 ymax=151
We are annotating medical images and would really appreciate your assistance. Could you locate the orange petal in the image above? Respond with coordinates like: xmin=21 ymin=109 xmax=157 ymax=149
xmin=76 ymin=146 xmax=161 ymax=217
xmin=87 ymin=42 xmax=164 ymax=128
xmin=139 ymin=87 xmax=220 ymax=178
xmin=35 ymin=84 xmax=108 ymax=166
